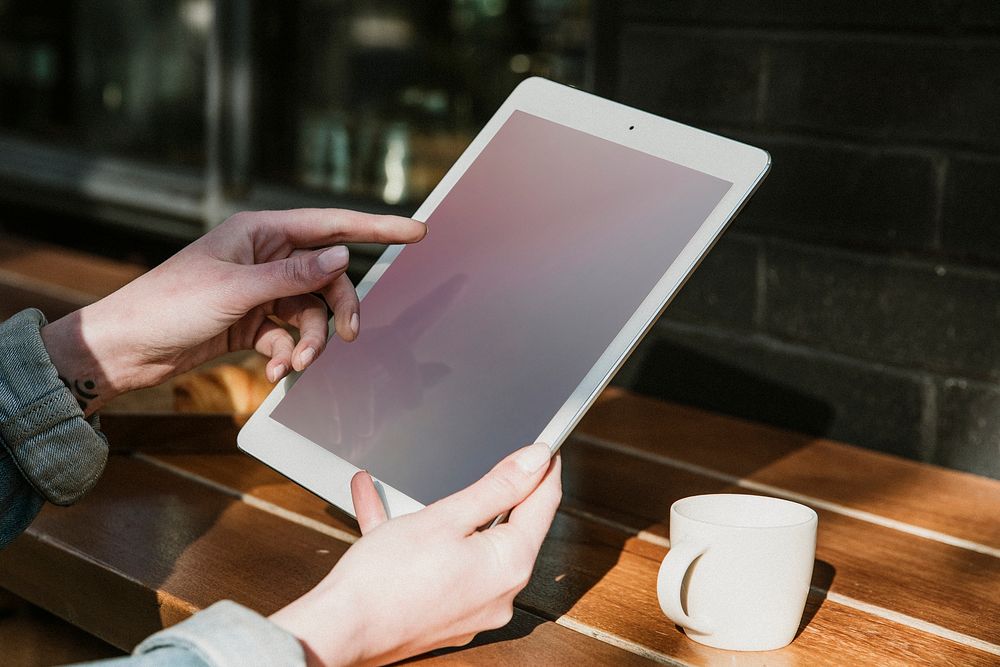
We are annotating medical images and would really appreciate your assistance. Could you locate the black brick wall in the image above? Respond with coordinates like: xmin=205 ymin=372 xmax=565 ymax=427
xmin=737 ymin=138 xmax=941 ymax=250
xmin=943 ymin=155 xmax=1000 ymax=260
xmin=602 ymin=1 xmax=1000 ymax=479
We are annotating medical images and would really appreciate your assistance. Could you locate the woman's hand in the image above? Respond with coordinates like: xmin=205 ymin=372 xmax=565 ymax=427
xmin=40 ymin=209 xmax=425 ymax=414
xmin=270 ymin=443 xmax=562 ymax=667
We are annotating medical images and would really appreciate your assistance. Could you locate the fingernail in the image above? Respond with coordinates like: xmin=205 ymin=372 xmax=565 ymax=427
xmin=270 ymin=364 xmax=286 ymax=382
xmin=514 ymin=443 xmax=552 ymax=474
xmin=318 ymin=246 xmax=349 ymax=273
xmin=300 ymin=347 xmax=316 ymax=366
xmin=350 ymin=312 xmax=359 ymax=336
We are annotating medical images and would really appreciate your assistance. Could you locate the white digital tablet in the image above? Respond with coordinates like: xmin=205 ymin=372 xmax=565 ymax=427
xmin=239 ymin=77 xmax=769 ymax=519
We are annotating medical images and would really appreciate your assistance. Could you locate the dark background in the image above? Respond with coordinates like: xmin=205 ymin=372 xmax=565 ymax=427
xmin=1 ymin=1 xmax=998 ymax=479
xmin=603 ymin=1 xmax=1000 ymax=480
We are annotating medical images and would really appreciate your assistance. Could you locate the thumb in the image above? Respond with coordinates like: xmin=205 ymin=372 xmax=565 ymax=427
xmin=351 ymin=470 xmax=388 ymax=534
xmin=241 ymin=246 xmax=349 ymax=307
xmin=434 ymin=443 xmax=553 ymax=533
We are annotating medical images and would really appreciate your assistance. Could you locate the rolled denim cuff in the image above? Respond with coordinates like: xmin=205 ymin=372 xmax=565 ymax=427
xmin=0 ymin=308 xmax=108 ymax=505
xmin=134 ymin=600 xmax=306 ymax=667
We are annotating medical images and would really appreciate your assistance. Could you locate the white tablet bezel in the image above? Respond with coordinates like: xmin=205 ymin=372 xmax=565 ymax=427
xmin=238 ymin=77 xmax=770 ymax=519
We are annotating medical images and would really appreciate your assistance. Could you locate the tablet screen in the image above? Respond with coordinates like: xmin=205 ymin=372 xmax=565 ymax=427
xmin=270 ymin=110 xmax=732 ymax=504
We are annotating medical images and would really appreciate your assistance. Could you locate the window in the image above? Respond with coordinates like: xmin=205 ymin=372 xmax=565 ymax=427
xmin=254 ymin=0 xmax=590 ymax=206
xmin=0 ymin=0 xmax=591 ymax=238
xmin=0 ymin=0 xmax=207 ymax=166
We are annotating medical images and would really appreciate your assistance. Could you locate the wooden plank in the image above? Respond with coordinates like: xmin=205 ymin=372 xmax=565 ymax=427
xmin=137 ymin=453 xmax=363 ymax=541
xmin=0 ymin=530 xmax=186 ymax=650
xmin=0 ymin=235 xmax=144 ymax=299
xmin=579 ymin=388 xmax=1000 ymax=551
xmin=146 ymin=452 xmax=999 ymax=665
xmin=0 ymin=589 xmax=123 ymax=666
xmin=0 ymin=272 xmax=92 ymax=321
xmin=0 ymin=457 xmax=344 ymax=649
xmin=411 ymin=610 xmax=658 ymax=666
xmin=0 ymin=456 xmax=650 ymax=665
xmin=559 ymin=437 xmax=1000 ymax=646
xmin=102 ymin=413 xmax=242 ymax=454
xmin=0 ymin=234 xmax=145 ymax=321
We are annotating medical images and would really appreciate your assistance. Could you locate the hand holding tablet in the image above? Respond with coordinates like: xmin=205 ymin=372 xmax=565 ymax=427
xmin=270 ymin=444 xmax=562 ymax=666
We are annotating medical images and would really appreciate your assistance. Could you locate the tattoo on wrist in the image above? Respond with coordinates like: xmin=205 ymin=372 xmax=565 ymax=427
xmin=59 ymin=375 xmax=99 ymax=412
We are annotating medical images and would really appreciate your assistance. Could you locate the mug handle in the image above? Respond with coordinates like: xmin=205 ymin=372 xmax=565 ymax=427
xmin=657 ymin=541 xmax=713 ymax=635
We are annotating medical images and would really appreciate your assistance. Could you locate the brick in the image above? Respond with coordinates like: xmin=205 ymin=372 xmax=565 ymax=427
xmin=764 ymin=241 xmax=1000 ymax=381
xmin=765 ymin=38 xmax=1000 ymax=149
xmin=624 ymin=0 xmax=963 ymax=31
xmin=936 ymin=379 xmax=1000 ymax=479
xmin=732 ymin=137 xmax=939 ymax=251
xmin=959 ymin=1 xmax=1000 ymax=31
xmin=662 ymin=234 xmax=759 ymax=330
xmin=616 ymin=25 xmax=763 ymax=128
xmin=941 ymin=154 xmax=1000 ymax=263
xmin=612 ymin=323 xmax=929 ymax=460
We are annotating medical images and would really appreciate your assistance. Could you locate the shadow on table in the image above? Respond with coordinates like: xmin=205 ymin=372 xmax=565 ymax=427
xmin=619 ymin=338 xmax=835 ymax=439
xmin=799 ymin=559 xmax=836 ymax=638
xmin=0 ymin=455 xmax=221 ymax=650
xmin=431 ymin=609 xmax=549 ymax=659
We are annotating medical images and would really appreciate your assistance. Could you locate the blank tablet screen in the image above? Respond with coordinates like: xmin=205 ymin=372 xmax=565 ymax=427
xmin=270 ymin=110 xmax=731 ymax=504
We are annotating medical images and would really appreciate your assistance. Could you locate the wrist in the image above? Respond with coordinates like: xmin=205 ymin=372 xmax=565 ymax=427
xmin=270 ymin=578 xmax=367 ymax=667
xmin=40 ymin=303 xmax=140 ymax=414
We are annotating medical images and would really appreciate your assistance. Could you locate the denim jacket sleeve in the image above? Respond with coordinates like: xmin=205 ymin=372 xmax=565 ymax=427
xmin=2 ymin=309 xmax=307 ymax=666
xmin=1 ymin=308 xmax=109 ymax=549
xmin=84 ymin=601 xmax=306 ymax=667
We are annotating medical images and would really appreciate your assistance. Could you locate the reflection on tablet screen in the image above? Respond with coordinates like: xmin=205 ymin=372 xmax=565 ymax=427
xmin=270 ymin=110 xmax=732 ymax=505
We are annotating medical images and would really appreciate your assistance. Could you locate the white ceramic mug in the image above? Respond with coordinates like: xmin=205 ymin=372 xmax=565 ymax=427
xmin=657 ymin=494 xmax=818 ymax=651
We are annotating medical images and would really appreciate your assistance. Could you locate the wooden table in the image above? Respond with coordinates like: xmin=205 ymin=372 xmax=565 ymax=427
xmin=2 ymin=388 xmax=998 ymax=665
